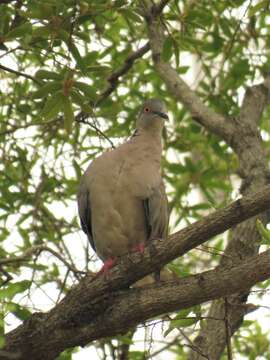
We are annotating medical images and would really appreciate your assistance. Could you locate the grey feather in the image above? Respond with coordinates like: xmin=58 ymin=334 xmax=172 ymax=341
xmin=77 ymin=179 xmax=96 ymax=251
xmin=143 ymin=181 xmax=168 ymax=242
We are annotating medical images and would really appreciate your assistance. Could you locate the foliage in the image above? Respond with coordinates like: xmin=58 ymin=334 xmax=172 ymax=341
xmin=0 ymin=0 xmax=270 ymax=358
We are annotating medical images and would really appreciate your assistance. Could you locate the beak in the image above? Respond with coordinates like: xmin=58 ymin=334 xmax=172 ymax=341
xmin=153 ymin=111 xmax=169 ymax=120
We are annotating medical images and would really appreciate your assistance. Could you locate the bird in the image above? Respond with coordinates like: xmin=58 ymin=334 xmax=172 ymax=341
xmin=77 ymin=99 xmax=169 ymax=278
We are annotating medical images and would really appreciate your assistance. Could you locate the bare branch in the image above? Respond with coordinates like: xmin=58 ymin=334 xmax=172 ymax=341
xmin=0 ymin=119 xmax=59 ymax=137
xmin=4 ymin=248 xmax=270 ymax=360
xmin=178 ymin=329 xmax=209 ymax=360
xmin=76 ymin=116 xmax=115 ymax=149
xmin=3 ymin=184 xmax=270 ymax=359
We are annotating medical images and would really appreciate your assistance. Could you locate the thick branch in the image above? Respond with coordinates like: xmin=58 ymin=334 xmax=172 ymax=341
xmin=4 ymin=249 xmax=270 ymax=360
xmin=239 ymin=74 xmax=270 ymax=127
xmin=3 ymin=184 xmax=270 ymax=359
xmin=189 ymin=76 xmax=270 ymax=359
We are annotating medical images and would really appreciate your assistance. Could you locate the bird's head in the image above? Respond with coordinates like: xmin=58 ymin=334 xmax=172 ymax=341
xmin=136 ymin=99 xmax=168 ymax=132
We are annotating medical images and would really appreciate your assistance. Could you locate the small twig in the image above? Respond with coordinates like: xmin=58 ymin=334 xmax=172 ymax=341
xmin=0 ymin=0 xmax=17 ymax=4
xmin=76 ymin=42 xmax=152 ymax=146
xmin=196 ymin=244 xmax=231 ymax=259
xmin=0 ymin=119 xmax=59 ymax=137
xmin=56 ymin=269 xmax=70 ymax=304
xmin=96 ymin=41 xmax=150 ymax=105
xmin=76 ymin=41 xmax=151 ymax=123
xmin=0 ymin=245 xmax=87 ymax=278
xmin=178 ymin=329 xmax=209 ymax=360
xmin=145 ymin=337 xmax=178 ymax=359
xmin=0 ymin=45 xmax=21 ymax=60
xmin=0 ymin=63 xmax=42 ymax=84
xmin=153 ymin=0 xmax=171 ymax=14
xmin=76 ymin=116 xmax=115 ymax=149
xmin=0 ymin=266 xmax=13 ymax=287
xmin=212 ymin=0 xmax=253 ymax=91
xmin=224 ymin=297 xmax=233 ymax=360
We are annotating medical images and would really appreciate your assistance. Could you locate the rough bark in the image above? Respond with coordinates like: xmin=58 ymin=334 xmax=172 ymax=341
xmin=3 ymin=185 xmax=270 ymax=360
xmin=188 ymin=80 xmax=270 ymax=360
xmin=142 ymin=3 xmax=270 ymax=359
xmin=4 ymin=251 xmax=270 ymax=360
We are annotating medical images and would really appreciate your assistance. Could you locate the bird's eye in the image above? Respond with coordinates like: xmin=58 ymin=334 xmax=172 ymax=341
xmin=144 ymin=107 xmax=150 ymax=113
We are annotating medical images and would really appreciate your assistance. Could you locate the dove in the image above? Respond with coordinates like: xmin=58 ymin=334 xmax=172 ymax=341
xmin=77 ymin=99 xmax=169 ymax=276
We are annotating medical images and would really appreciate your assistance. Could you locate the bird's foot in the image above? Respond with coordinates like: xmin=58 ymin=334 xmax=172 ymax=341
xmin=98 ymin=257 xmax=117 ymax=278
xmin=132 ymin=243 xmax=145 ymax=254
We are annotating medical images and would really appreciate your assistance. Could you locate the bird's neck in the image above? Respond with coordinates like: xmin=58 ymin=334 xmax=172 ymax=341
xmin=134 ymin=126 xmax=163 ymax=140
xmin=131 ymin=127 xmax=163 ymax=157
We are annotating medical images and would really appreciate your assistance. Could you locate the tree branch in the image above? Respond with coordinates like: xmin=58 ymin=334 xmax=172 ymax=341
xmin=188 ymin=75 xmax=270 ymax=360
xmin=0 ymin=245 xmax=87 ymax=279
xmin=0 ymin=63 xmax=42 ymax=84
xmin=3 ymin=184 xmax=270 ymax=359
xmin=76 ymin=41 xmax=151 ymax=123
xmin=142 ymin=1 xmax=234 ymax=143
xmin=4 ymin=249 xmax=270 ymax=360
xmin=0 ymin=0 xmax=17 ymax=4
xmin=97 ymin=42 xmax=150 ymax=105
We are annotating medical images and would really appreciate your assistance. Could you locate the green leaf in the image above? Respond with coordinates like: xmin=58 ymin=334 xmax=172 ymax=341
xmin=162 ymin=37 xmax=174 ymax=62
xmin=5 ymin=23 xmax=32 ymax=41
xmin=119 ymin=9 xmax=142 ymax=23
xmin=73 ymin=160 xmax=82 ymax=179
xmin=59 ymin=30 xmax=86 ymax=73
xmin=32 ymin=26 xmax=51 ymax=39
xmin=62 ymin=96 xmax=74 ymax=133
xmin=27 ymin=3 xmax=55 ymax=19
xmin=0 ymin=43 xmax=8 ymax=51
xmin=174 ymin=308 xmax=192 ymax=319
xmin=0 ymin=280 xmax=31 ymax=300
xmin=32 ymin=81 xmax=62 ymax=99
xmin=40 ymin=91 xmax=63 ymax=121
xmin=10 ymin=303 xmax=32 ymax=320
xmin=70 ymin=89 xmax=93 ymax=113
xmin=35 ymin=70 xmax=62 ymax=80
xmin=249 ymin=0 xmax=268 ymax=16
xmin=74 ymin=81 xmax=96 ymax=100
xmin=86 ymin=65 xmax=111 ymax=73
xmin=69 ymin=43 xmax=87 ymax=73
xmin=231 ymin=59 xmax=249 ymax=77
xmin=256 ymin=219 xmax=270 ymax=245
xmin=83 ymin=51 xmax=100 ymax=65
xmin=164 ymin=317 xmax=198 ymax=337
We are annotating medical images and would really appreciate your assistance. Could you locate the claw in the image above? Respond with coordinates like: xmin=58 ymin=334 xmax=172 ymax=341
xmin=132 ymin=243 xmax=145 ymax=254
xmin=98 ymin=257 xmax=116 ymax=278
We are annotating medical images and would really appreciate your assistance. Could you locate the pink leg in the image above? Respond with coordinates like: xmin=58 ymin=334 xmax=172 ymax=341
xmin=97 ymin=257 xmax=117 ymax=277
xmin=132 ymin=243 xmax=145 ymax=254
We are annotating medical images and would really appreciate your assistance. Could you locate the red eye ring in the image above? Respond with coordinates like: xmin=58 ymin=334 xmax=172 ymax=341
xmin=144 ymin=107 xmax=150 ymax=112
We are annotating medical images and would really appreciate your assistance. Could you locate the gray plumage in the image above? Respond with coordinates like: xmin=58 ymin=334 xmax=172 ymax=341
xmin=77 ymin=99 xmax=169 ymax=266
